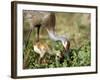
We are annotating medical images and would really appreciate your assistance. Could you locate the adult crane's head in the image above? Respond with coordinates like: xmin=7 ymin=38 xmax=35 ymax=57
xmin=61 ymin=37 xmax=70 ymax=51
xmin=47 ymin=30 xmax=70 ymax=51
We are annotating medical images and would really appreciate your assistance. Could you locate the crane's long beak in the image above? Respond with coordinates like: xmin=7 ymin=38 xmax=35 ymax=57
xmin=63 ymin=41 xmax=70 ymax=60
xmin=63 ymin=40 xmax=70 ymax=51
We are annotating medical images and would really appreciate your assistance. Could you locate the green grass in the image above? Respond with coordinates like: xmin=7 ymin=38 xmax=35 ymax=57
xmin=23 ymin=12 xmax=91 ymax=69
xmin=23 ymin=40 xmax=91 ymax=69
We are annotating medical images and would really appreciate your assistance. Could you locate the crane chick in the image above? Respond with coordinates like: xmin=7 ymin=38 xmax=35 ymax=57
xmin=33 ymin=41 xmax=64 ymax=64
xmin=33 ymin=41 xmax=50 ymax=64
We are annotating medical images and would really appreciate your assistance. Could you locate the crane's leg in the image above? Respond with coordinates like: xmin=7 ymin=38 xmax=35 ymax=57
xmin=38 ymin=56 xmax=43 ymax=64
xmin=36 ymin=25 xmax=40 ymax=42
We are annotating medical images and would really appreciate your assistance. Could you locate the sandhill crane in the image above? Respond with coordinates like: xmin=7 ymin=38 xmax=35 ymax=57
xmin=23 ymin=10 xmax=70 ymax=59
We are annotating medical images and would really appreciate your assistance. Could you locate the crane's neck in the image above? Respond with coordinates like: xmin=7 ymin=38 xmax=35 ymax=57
xmin=47 ymin=29 xmax=70 ymax=54
xmin=46 ymin=29 xmax=67 ymax=45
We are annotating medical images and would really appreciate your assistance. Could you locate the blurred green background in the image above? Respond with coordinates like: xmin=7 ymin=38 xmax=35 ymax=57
xmin=23 ymin=11 xmax=91 ymax=69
